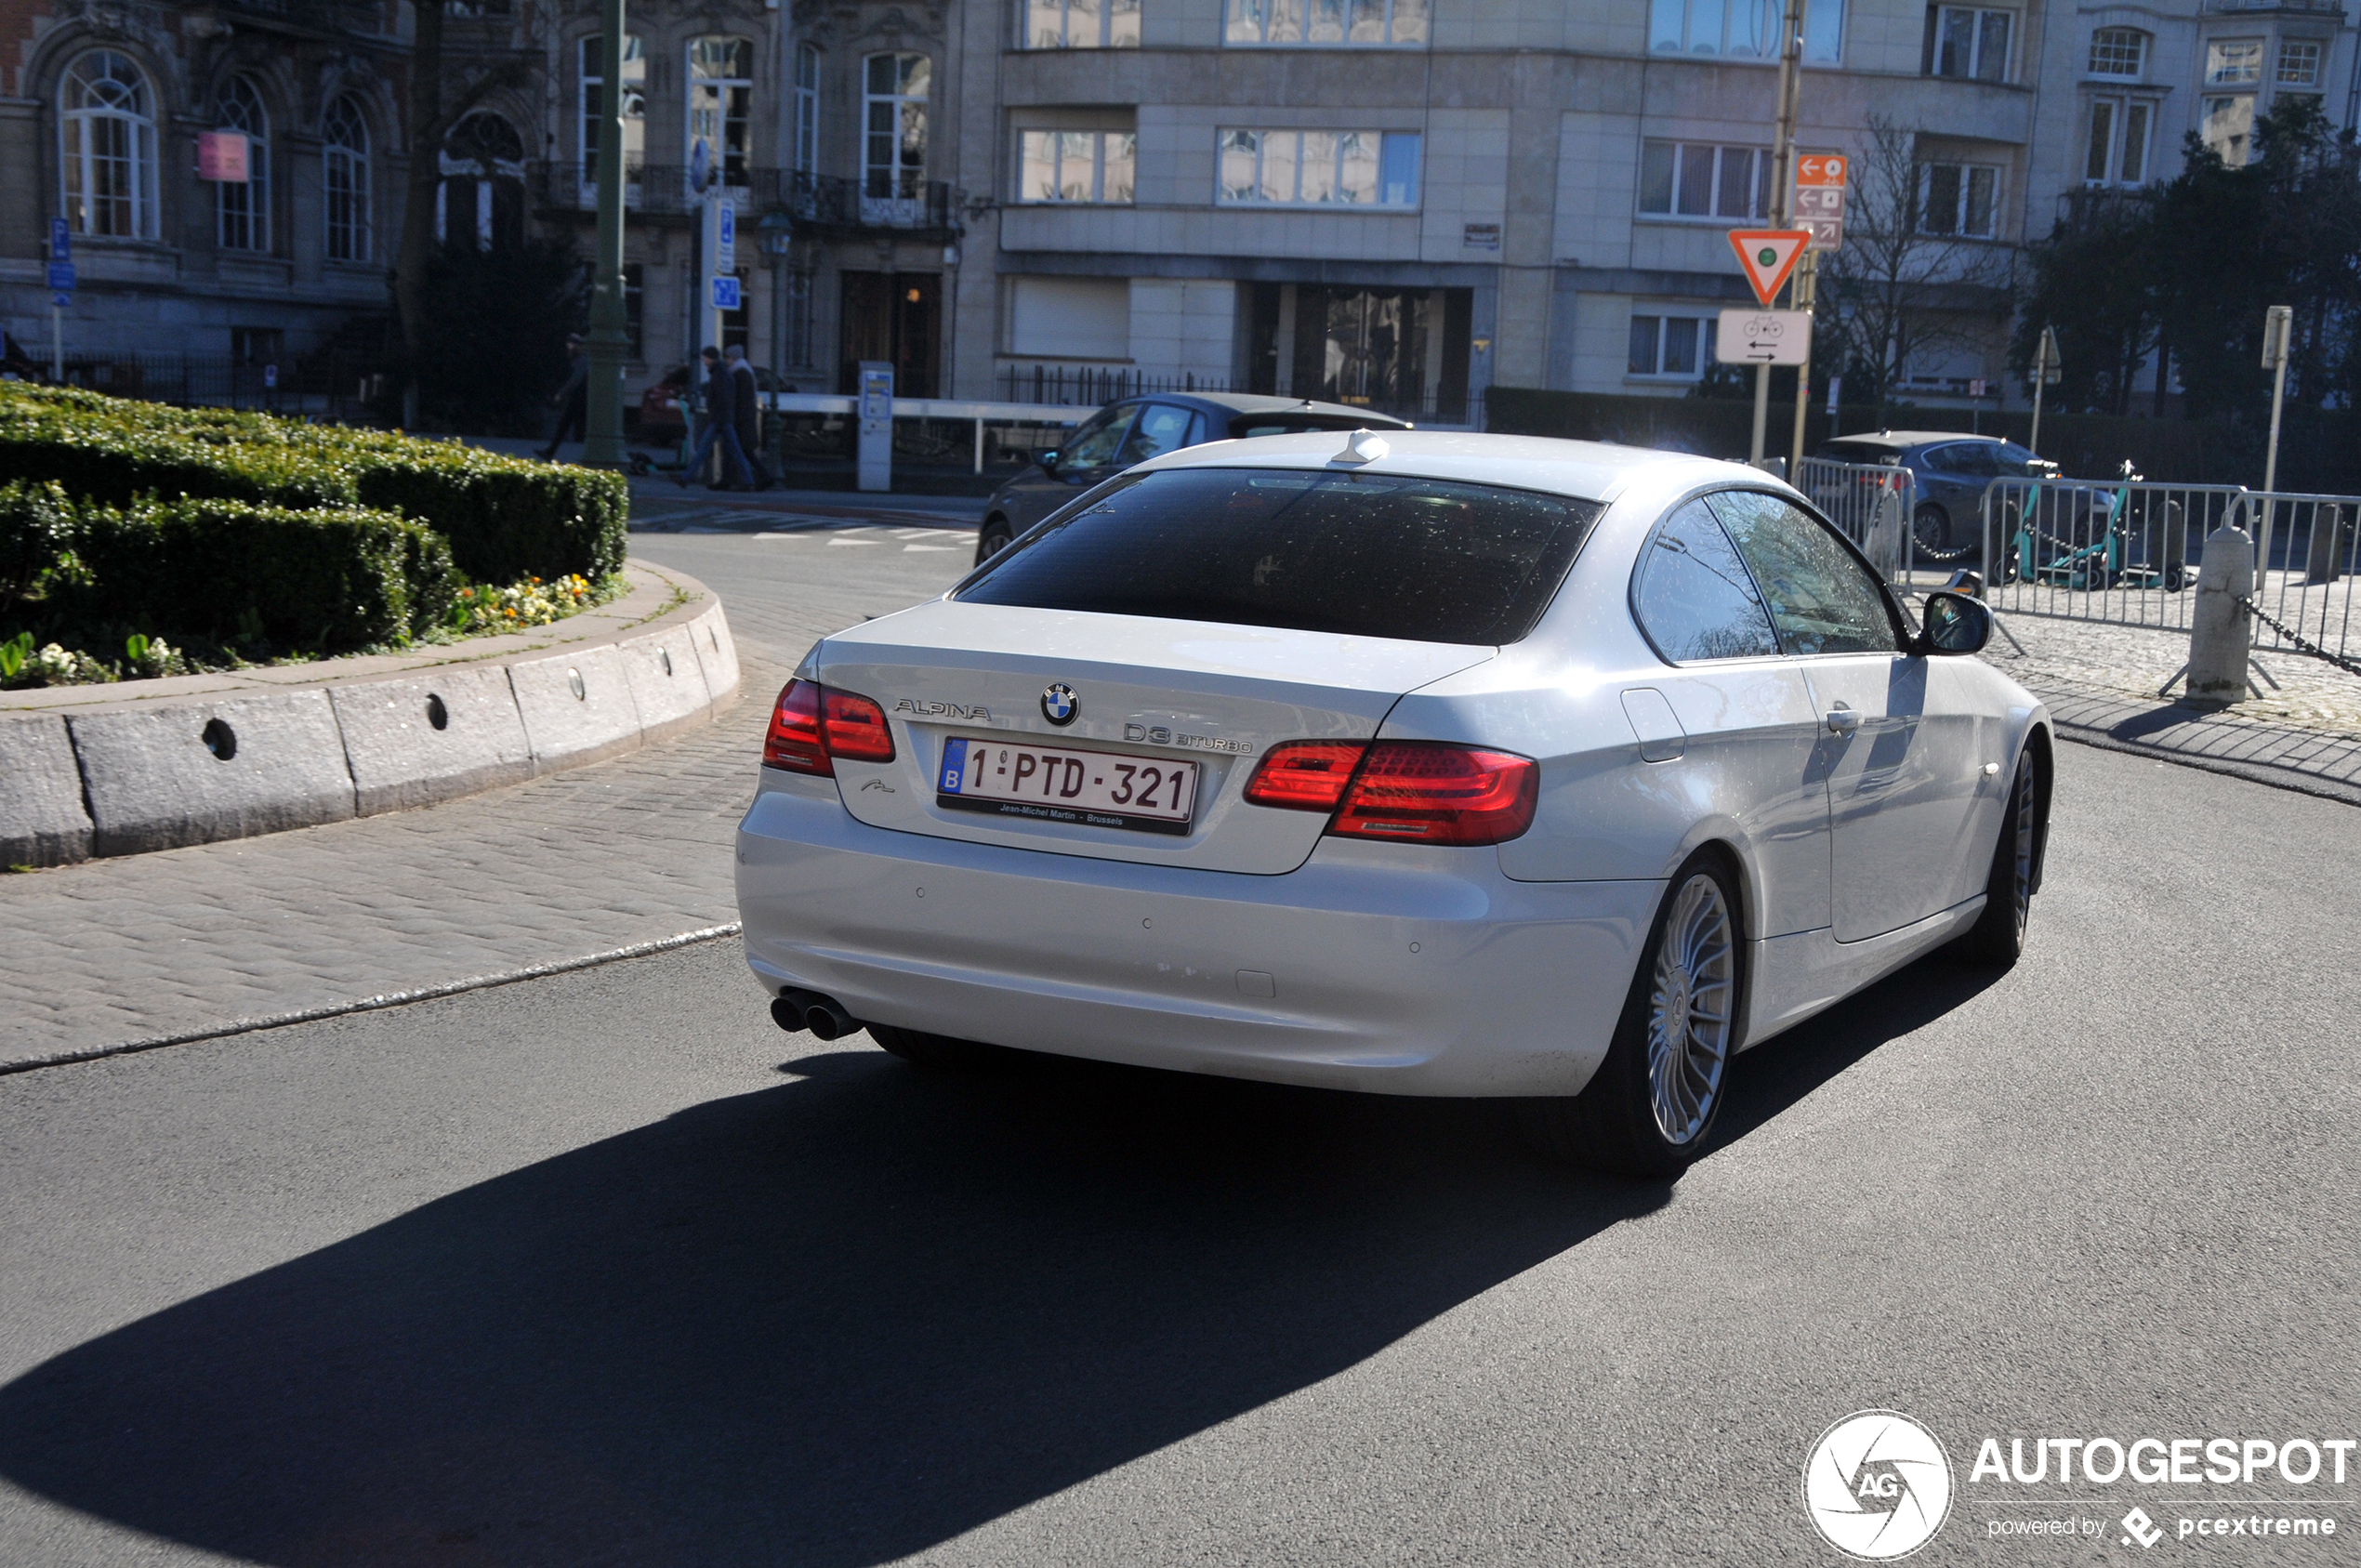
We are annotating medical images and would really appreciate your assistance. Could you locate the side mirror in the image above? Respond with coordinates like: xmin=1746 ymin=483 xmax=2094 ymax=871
xmin=1034 ymin=448 xmax=1062 ymax=474
xmin=1917 ymin=590 xmax=1993 ymax=656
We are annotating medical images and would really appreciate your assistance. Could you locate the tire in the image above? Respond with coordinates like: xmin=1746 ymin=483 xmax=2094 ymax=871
xmin=1951 ymin=746 xmax=2040 ymax=967
xmin=867 ymin=1021 xmax=1006 ymax=1070
xmin=1520 ymin=854 xmax=1743 ymax=1177
xmin=973 ymin=519 xmax=1014 ymax=567
xmin=1913 ymin=502 xmax=1971 ymax=563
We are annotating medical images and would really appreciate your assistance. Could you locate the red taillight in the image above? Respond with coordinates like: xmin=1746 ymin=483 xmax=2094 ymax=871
xmin=1242 ymin=741 xmax=1368 ymax=810
xmin=821 ymin=687 xmax=895 ymax=762
xmin=1328 ymin=742 xmax=1538 ymax=847
xmin=763 ymin=679 xmax=896 ymax=774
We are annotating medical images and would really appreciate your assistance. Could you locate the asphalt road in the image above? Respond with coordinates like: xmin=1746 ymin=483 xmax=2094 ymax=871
xmin=1 ymin=523 xmax=2356 ymax=1567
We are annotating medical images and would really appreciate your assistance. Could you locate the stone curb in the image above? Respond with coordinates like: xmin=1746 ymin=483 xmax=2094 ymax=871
xmin=0 ymin=923 xmax=744 ymax=1077
xmin=0 ymin=559 xmax=740 ymax=867
xmin=2035 ymin=685 xmax=2361 ymax=810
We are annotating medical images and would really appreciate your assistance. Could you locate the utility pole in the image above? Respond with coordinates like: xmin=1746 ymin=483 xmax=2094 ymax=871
xmin=1787 ymin=250 xmax=1815 ymax=475
xmin=580 ymin=0 xmax=629 ymax=469
xmin=1750 ymin=0 xmax=1806 ymax=470
xmin=2258 ymin=303 xmax=2293 ymax=580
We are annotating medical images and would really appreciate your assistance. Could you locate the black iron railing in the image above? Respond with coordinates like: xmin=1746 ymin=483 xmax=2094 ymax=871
xmin=34 ymin=353 xmax=387 ymax=423
xmin=532 ymin=164 xmax=964 ymax=233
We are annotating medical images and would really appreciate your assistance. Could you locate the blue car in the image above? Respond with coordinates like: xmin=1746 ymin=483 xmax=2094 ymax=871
xmin=1814 ymin=430 xmax=2059 ymax=564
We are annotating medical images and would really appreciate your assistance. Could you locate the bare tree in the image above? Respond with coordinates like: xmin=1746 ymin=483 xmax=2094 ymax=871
xmin=393 ymin=2 xmax=538 ymax=425
xmin=1815 ymin=115 xmax=2014 ymax=423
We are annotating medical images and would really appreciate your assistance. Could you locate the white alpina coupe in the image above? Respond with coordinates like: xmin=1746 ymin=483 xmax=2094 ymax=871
xmin=735 ymin=431 xmax=2052 ymax=1174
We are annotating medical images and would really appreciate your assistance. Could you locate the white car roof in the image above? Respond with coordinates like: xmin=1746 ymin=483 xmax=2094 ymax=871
xmin=1132 ymin=428 xmax=1782 ymax=507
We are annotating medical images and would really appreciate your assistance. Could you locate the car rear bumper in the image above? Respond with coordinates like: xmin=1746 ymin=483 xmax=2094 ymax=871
xmin=735 ymin=774 xmax=1662 ymax=1097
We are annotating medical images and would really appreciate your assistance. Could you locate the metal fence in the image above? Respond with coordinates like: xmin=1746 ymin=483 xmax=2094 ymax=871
xmin=1978 ymin=479 xmax=2357 ymax=665
xmin=1794 ymin=456 xmax=1920 ymax=586
xmin=37 ymin=354 xmax=383 ymax=423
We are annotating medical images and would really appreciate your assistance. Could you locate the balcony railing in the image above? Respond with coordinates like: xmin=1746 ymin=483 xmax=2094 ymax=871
xmin=531 ymin=164 xmax=963 ymax=233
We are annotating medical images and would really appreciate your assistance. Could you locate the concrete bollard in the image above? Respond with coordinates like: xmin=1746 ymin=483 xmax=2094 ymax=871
xmin=2184 ymin=524 xmax=2254 ymax=709
xmin=1866 ymin=488 xmax=1906 ymax=580
xmin=2304 ymin=504 xmax=2346 ymax=586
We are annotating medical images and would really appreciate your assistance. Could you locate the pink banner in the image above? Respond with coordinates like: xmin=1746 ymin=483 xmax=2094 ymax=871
xmin=197 ymin=131 xmax=249 ymax=183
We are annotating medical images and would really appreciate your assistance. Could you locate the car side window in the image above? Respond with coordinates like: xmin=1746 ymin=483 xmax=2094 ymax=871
xmin=1706 ymin=490 xmax=1900 ymax=655
xmin=1061 ymin=406 xmax=1138 ymax=469
xmin=1116 ymin=403 xmax=1194 ymax=466
xmin=1949 ymin=443 xmax=1999 ymax=477
xmin=1631 ymin=497 xmax=1783 ymax=663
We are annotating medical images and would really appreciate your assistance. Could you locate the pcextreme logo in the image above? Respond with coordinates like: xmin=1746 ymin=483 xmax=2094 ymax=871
xmin=1803 ymin=1410 xmax=1956 ymax=1561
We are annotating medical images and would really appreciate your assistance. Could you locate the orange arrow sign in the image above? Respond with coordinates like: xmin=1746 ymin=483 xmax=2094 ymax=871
xmin=1727 ymin=229 xmax=1811 ymax=306
xmin=1796 ymin=153 xmax=1848 ymax=187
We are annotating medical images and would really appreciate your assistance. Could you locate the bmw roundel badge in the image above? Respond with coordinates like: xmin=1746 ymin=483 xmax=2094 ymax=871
xmin=1041 ymin=682 xmax=1079 ymax=726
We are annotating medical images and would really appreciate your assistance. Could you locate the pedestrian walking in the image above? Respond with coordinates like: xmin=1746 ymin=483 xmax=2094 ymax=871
xmin=674 ymin=346 xmax=755 ymax=490
xmin=725 ymin=344 xmax=773 ymax=490
xmin=539 ymin=333 xmax=588 ymax=460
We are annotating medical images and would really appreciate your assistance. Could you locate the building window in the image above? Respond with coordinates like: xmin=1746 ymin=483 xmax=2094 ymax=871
xmin=438 ymin=112 xmax=524 ymax=250
xmin=2088 ymin=27 xmax=2145 ymax=78
xmin=2275 ymin=37 xmax=2323 ymax=87
xmin=1017 ymin=130 xmax=1137 ymax=203
xmin=579 ymin=34 xmax=646 ymax=183
xmin=1930 ymin=7 xmax=2012 ymax=81
xmin=1650 ymin=0 xmax=1843 ymax=59
xmin=1638 ymin=141 xmax=1767 ymax=219
xmin=1225 ymin=0 xmax=1429 ymax=45
xmin=689 ymin=36 xmax=754 ymax=187
xmin=2202 ymin=93 xmax=2254 ymax=165
xmin=2084 ymin=98 xmax=2152 ymax=185
xmin=1918 ymin=161 xmax=1998 ymax=237
xmin=623 ymin=262 xmax=644 ymax=360
xmin=59 ymin=50 xmax=156 ymax=239
xmin=2206 ymin=39 xmax=2262 ymax=85
xmin=214 ymin=75 xmax=270 ymax=253
xmin=794 ymin=44 xmax=820 ymax=174
xmin=863 ymin=53 xmax=930 ymax=200
xmin=323 ymin=96 xmax=371 ymax=262
xmin=1030 ymin=0 xmax=1143 ymax=47
xmin=1217 ymin=129 xmax=1420 ymax=206
xmin=1629 ymin=313 xmax=1717 ymax=378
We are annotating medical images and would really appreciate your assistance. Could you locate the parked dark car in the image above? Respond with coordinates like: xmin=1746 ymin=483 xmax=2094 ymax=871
xmin=973 ymin=393 xmax=1416 ymax=563
xmin=1814 ymin=430 xmax=2059 ymax=563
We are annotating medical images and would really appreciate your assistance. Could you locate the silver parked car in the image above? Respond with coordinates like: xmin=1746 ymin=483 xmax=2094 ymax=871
xmin=736 ymin=432 xmax=2053 ymax=1175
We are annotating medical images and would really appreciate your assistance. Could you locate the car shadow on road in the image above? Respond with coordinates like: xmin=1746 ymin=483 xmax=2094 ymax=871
xmin=0 ymin=958 xmax=1994 ymax=1568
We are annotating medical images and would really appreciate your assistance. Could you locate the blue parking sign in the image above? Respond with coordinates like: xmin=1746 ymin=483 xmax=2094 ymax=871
xmin=711 ymin=275 xmax=741 ymax=311
xmin=46 ymin=262 xmax=73 ymax=293
xmin=49 ymin=218 xmax=70 ymax=262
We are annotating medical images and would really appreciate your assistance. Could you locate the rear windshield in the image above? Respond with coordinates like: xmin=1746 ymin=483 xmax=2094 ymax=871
xmin=956 ymin=468 xmax=1603 ymax=645
xmin=1820 ymin=442 xmax=1898 ymax=464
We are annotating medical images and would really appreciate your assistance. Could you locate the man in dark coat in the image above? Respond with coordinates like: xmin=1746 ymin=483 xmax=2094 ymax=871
xmin=725 ymin=344 xmax=772 ymax=489
xmin=675 ymin=346 xmax=754 ymax=490
xmin=539 ymin=333 xmax=587 ymax=460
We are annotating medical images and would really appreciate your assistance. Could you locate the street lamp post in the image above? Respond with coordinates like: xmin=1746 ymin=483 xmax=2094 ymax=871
xmin=758 ymin=211 xmax=794 ymax=481
xmin=580 ymin=0 xmax=629 ymax=469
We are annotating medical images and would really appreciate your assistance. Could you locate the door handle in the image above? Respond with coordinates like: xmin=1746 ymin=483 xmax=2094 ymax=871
xmin=1825 ymin=708 xmax=1859 ymax=734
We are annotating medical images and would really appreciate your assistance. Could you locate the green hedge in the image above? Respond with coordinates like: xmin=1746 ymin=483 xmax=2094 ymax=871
xmin=0 ymin=384 xmax=627 ymax=584
xmin=1 ymin=481 xmax=455 ymax=652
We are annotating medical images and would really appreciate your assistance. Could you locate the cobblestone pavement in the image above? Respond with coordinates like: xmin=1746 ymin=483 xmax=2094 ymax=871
xmin=7 ymin=494 xmax=2356 ymax=1070
xmin=0 ymin=518 xmax=975 ymax=1071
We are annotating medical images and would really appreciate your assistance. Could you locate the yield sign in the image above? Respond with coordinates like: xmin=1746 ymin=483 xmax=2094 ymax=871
xmin=1727 ymin=229 xmax=1811 ymax=306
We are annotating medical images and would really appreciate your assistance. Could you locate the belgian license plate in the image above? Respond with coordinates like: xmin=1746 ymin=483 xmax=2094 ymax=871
xmin=937 ymin=736 xmax=1199 ymax=835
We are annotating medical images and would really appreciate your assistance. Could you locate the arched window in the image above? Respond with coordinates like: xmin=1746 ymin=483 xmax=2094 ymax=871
xmin=439 ymin=111 xmax=524 ymax=250
xmin=323 ymin=96 xmax=371 ymax=262
xmin=60 ymin=50 xmax=156 ymax=239
xmin=794 ymin=43 xmax=821 ymax=175
xmin=578 ymin=33 xmax=646 ymax=184
xmin=863 ymin=53 xmax=930 ymax=202
xmin=688 ymin=36 xmax=754 ymax=187
xmin=214 ymin=76 xmax=270 ymax=252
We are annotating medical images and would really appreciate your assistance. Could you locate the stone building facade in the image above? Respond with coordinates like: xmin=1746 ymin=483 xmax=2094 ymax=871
xmin=1 ymin=0 xmax=2354 ymax=416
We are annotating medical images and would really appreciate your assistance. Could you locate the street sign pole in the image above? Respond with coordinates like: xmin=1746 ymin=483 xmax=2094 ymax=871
xmin=580 ymin=0 xmax=630 ymax=470
xmin=1788 ymin=251 xmax=1815 ymax=475
xmin=1751 ymin=0 xmax=1807 ymax=469
xmin=2259 ymin=303 xmax=2293 ymax=573
xmin=48 ymin=217 xmax=71 ymax=381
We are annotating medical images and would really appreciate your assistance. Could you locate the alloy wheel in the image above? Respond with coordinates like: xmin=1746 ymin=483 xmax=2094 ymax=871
xmin=1647 ymin=873 xmax=1735 ymax=1146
